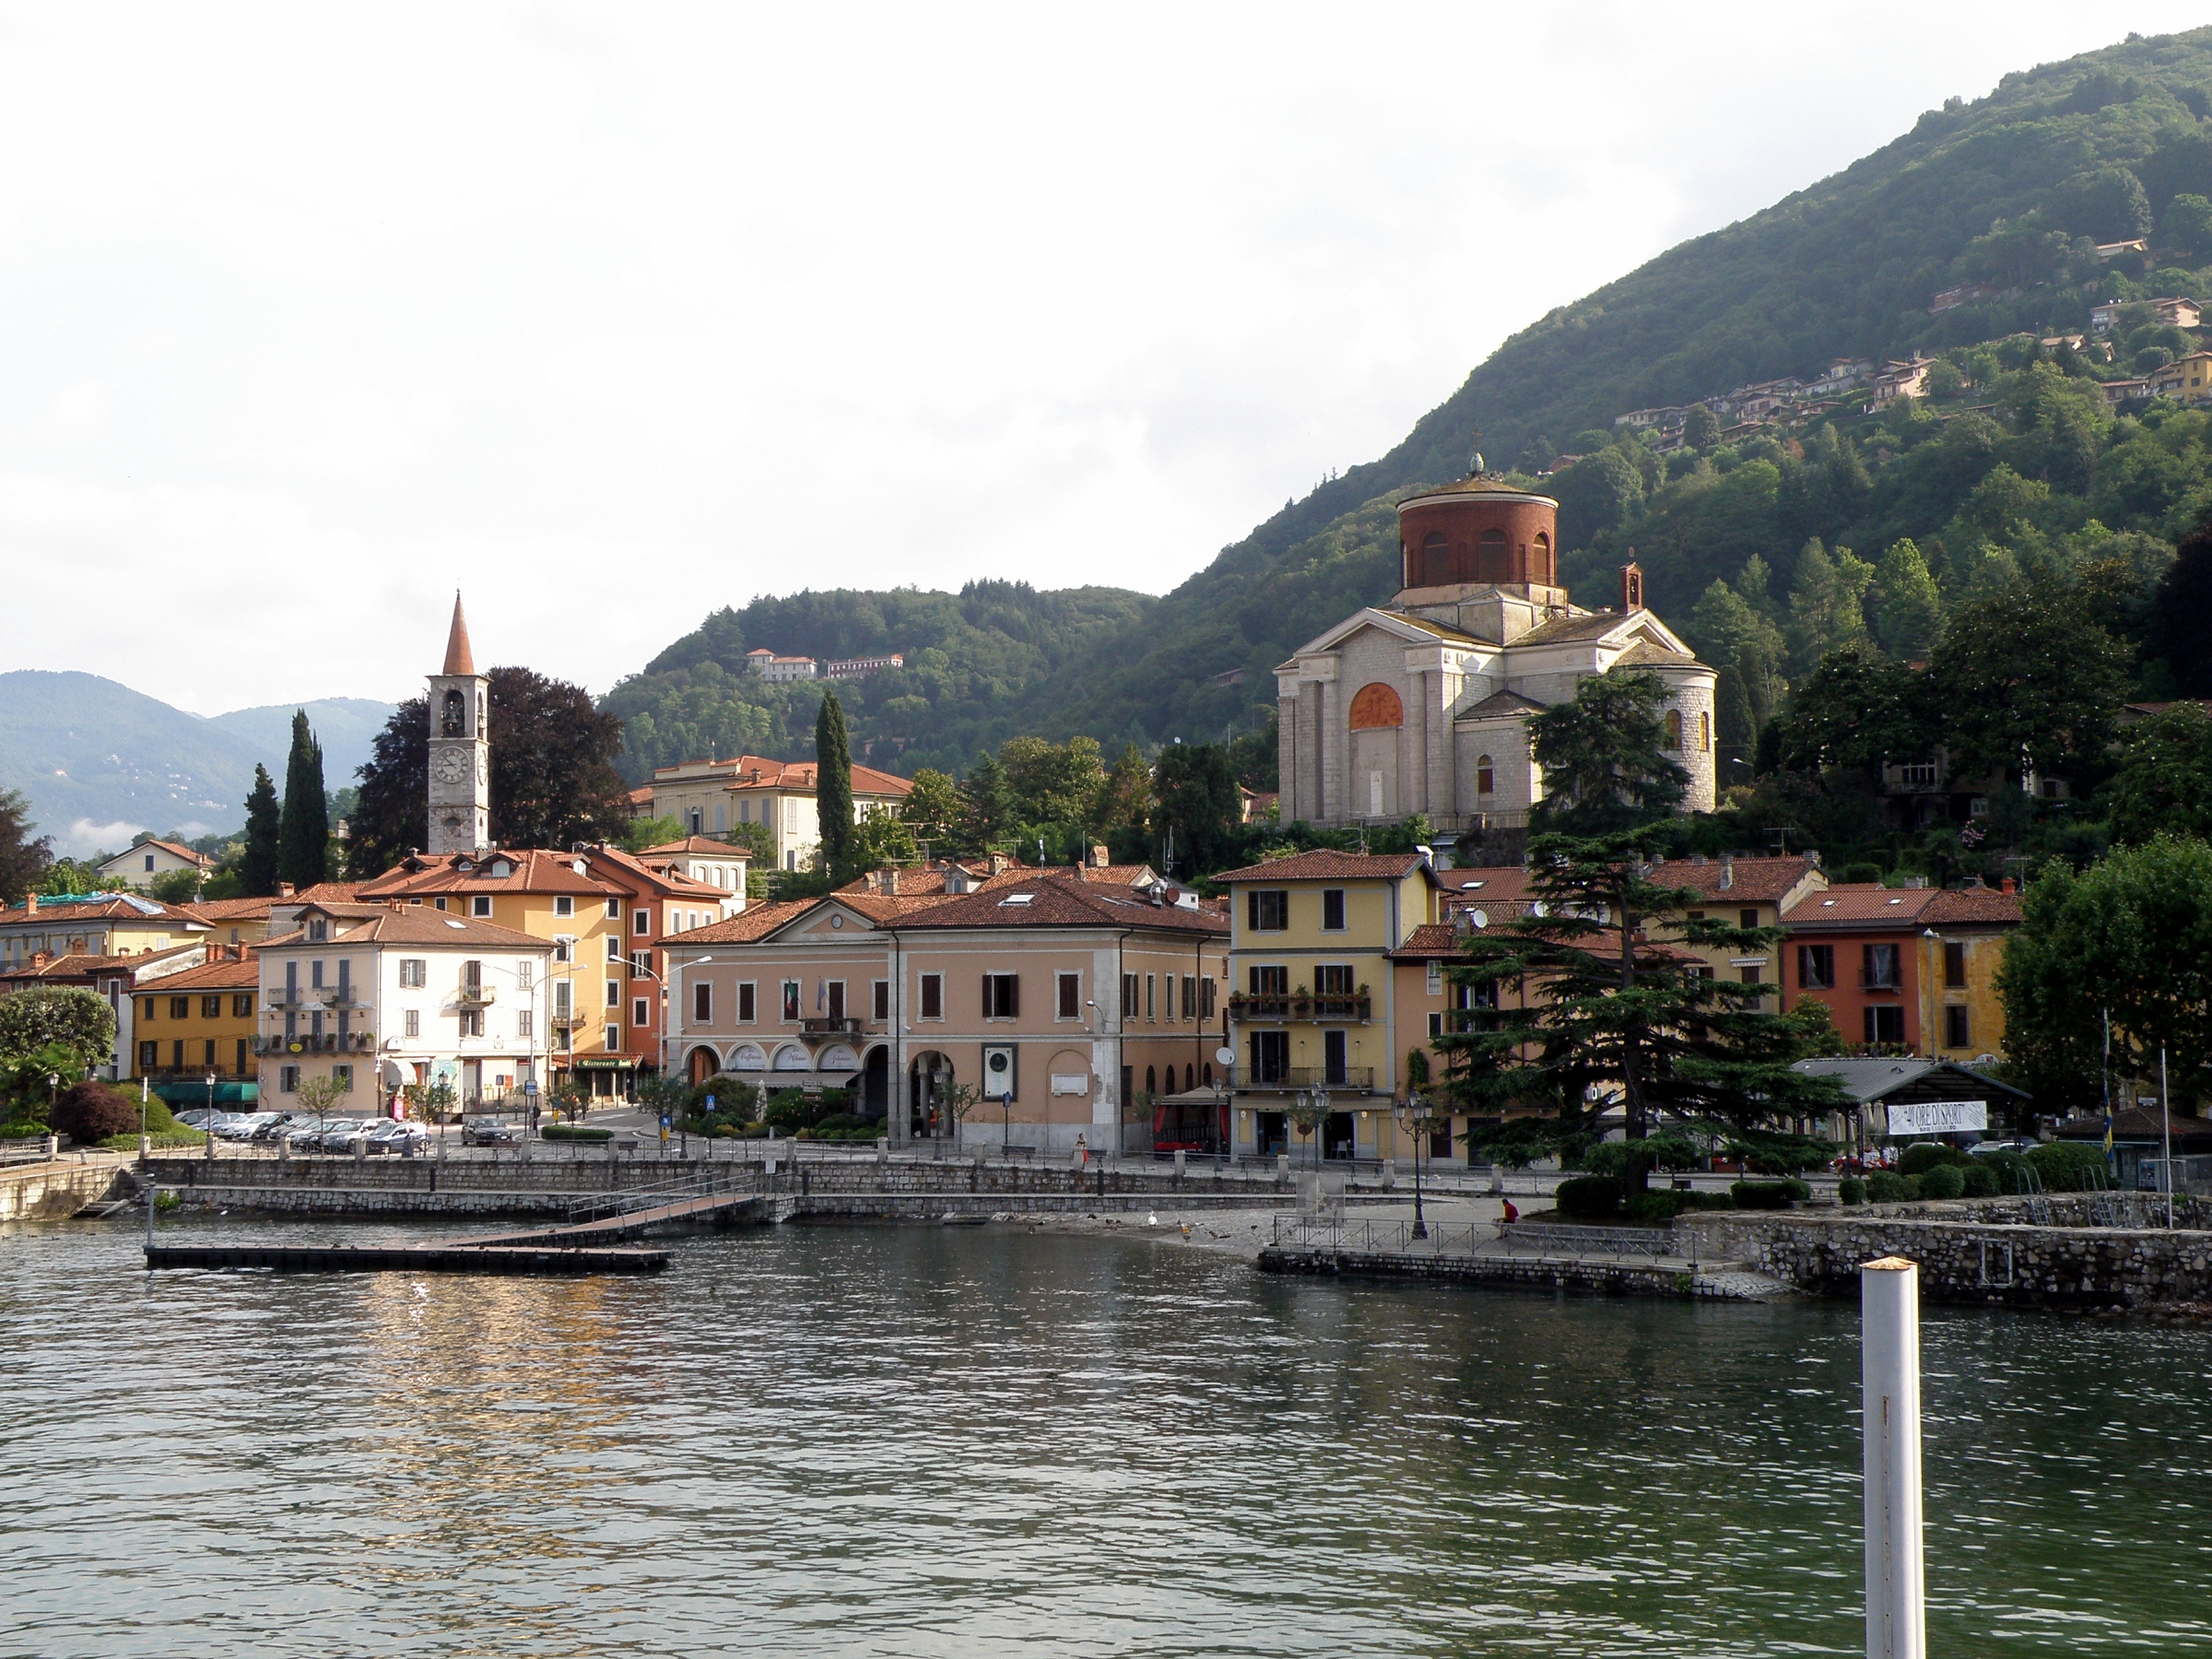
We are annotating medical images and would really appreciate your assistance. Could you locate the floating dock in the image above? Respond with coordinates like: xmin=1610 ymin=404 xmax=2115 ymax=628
xmin=143 ymin=1241 xmax=666 ymax=1275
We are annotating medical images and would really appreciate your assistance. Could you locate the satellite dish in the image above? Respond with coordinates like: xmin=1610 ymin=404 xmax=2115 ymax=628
xmin=1471 ymin=910 xmax=1488 ymax=930
xmin=1214 ymin=1046 xmax=1237 ymax=1067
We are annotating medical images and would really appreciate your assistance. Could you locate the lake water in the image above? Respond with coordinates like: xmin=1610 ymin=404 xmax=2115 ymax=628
xmin=4 ymin=1217 xmax=2208 ymax=1657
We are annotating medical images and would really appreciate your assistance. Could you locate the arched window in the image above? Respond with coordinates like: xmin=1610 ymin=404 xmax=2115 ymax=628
xmin=1420 ymin=531 xmax=1448 ymax=584
xmin=1476 ymin=755 xmax=1495 ymax=795
xmin=1477 ymin=527 xmax=1508 ymax=579
xmin=1665 ymin=710 xmax=1684 ymax=750
xmin=1699 ymin=712 xmax=1712 ymax=752
xmin=1145 ymin=1065 xmax=1157 ymax=1097
xmin=1532 ymin=531 xmax=1552 ymax=580
xmin=1202 ymin=1063 xmax=1214 ymax=1087
xmin=1184 ymin=1064 xmax=1194 ymax=1092
xmin=441 ymin=689 xmax=465 ymax=738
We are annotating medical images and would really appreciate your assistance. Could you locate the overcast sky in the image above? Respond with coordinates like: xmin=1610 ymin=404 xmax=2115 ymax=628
xmin=1 ymin=3 xmax=2203 ymax=715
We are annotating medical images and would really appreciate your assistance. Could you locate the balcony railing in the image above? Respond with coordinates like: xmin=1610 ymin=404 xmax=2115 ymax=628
xmin=801 ymin=1016 xmax=864 ymax=1036
xmin=253 ymin=1032 xmax=379 ymax=1055
xmin=1859 ymin=974 xmax=1902 ymax=992
xmin=549 ymin=1011 xmax=585 ymax=1030
xmin=1240 ymin=1066 xmax=1376 ymax=1093
xmin=1229 ymin=994 xmax=1371 ymax=1024
xmin=455 ymin=982 xmax=497 ymax=1007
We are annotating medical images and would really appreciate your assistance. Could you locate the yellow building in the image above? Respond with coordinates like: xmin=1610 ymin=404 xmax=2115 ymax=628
xmin=354 ymin=849 xmax=629 ymax=1093
xmin=128 ymin=948 xmax=261 ymax=1102
xmin=0 ymin=894 xmax=210 ymax=970
xmin=1647 ymin=854 xmax=1827 ymax=1013
xmin=1214 ymin=849 xmax=1440 ymax=1160
xmin=1912 ymin=886 xmax=2019 ymax=1063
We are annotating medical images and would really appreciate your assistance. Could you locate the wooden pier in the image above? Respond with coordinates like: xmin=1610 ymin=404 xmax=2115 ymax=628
xmin=143 ymin=1241 xmax=666 ymax=1274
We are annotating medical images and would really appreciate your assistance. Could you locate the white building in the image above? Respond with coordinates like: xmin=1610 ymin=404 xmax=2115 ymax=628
xmin=256 ymin=901 xmax=553 ymax=1115
xmin=95 ymin=839 xmax=214 ymax=892
xmin=743 ymin=648 xmax=819 ymax=682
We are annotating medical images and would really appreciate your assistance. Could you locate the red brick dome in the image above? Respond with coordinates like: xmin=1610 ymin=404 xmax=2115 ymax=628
xmin=1396 ymin=480 xmax=1559 ymax=590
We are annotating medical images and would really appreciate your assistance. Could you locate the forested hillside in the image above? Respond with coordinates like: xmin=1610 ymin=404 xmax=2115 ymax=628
xmin=608 ymin=29 xmax=2212 ymax=781
xmin=601 ymin=582 xmax=1153 ymax=782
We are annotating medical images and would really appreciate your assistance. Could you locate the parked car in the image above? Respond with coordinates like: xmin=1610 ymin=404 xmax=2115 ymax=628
xmin=213 ymin=1112 xmax=278 ymax=1141
xmin=461 ymin=1117 xmax=518 ymax=1147
xmin=174 ymin=1108 xmax=227 ymax=1130
xmin=1968 ymin=1138 xmax=2036 ymax=1158
xmin=254 ymin=1113 xmax=312 ymax=1144
xmin=315 ymin=1120 xmax=376 ymax=1153
xmin=366 ymin=1121 xmax=429 ymax=1157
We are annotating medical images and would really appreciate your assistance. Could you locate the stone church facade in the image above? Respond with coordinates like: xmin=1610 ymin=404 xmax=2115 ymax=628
xmin=1276 ymin=474 xmax=1717 ymax=831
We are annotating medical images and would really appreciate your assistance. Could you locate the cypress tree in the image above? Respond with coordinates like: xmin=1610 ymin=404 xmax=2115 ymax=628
xmin=241 ymin=765 xmax=282 ymax=896
xmin=815 ymin=690 xmax=854 ymax=881
xmin=276 ymin=712 xmax=328 ymax=890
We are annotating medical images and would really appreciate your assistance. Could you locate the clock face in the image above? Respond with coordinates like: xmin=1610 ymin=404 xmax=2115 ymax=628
xmin=433 ymin=748 xmax=466 ymax=786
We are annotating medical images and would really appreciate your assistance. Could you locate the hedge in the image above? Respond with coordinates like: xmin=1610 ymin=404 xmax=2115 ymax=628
xmin=1838 ymin=1176 xmax=1868 ymax=1206
xmin=542 ymin=1124 xmax=613 ymax=1142
xmin=1730 ymin=1178 xmax=1809 ymax=1210
xmin=1554 ymin=1175 xmax=1623 ymax=1220
xmin=1865 ymin=1171 xmax=1918 ymax=1203
xmin=2028 ymin=1141 xmax=2111 ymax=1193
xmin=1919 ymin=1162 xmax=1966 ymax=1200
xmin=1899 ymin=1142 xmax=1963 ymax=1177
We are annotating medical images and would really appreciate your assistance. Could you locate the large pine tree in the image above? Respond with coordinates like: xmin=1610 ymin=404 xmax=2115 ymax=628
xmin=276 ymin=712 xmax=328 ymax=890
xmin=815 ymin=690 xmax=854 ymax=882
xmin=241 ymin=765 xmax=282 ymax=897
xmin=0 ymin=788 xmax=53 ymax=905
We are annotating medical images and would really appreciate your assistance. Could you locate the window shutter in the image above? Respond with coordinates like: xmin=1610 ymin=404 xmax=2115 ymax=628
xmin=1246 ymin=891 xmax=1258 ymax=931
xmin=982 ymin=975 xmax=993 ymax=1018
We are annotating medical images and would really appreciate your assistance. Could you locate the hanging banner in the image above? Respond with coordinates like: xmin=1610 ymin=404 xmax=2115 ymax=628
xmin=1886 ymin=1100 xmax=1986 ymax=1136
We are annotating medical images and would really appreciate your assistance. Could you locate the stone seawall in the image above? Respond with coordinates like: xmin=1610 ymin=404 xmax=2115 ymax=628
xmin=795 ymin=1192 xmax=1300 ymax=1220
xmin=160 ymin=1184 xmax=615 ymax=1220
xmin=1677 ymin=1208 xmax=2212 ymax=1310
xmin=1257 ymin=1246 xmax=1716 ymax=1298
xmin=0 ymin=1158 xmax=128 ymax=1221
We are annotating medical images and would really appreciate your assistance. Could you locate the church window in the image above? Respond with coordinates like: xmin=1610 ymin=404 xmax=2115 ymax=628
xmin=1347 ymin=682 xmax=1403 ymax=729
xmin=1699 ymin=712 xmax=1711 ymax=752
xmin=1532 ymin=531 xmax=1551 ymax=578
xmin=1476 ymin=756 xmax=1495 ymax=795
xmin=1420 ymin=532 xmax=1447 ymax=583
xmin=1664 ymin=710 xmax=1684 ymax=750
xmin=441 ymin=689 xmax=465 ymax=737
xmin=1477 ymin=527 xmax=1508 ymax=579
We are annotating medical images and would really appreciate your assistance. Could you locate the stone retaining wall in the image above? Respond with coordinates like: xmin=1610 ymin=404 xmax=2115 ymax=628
xmin=1257 ymin=1246 xmax=1716 ymax=1298
xmin=1677 ymin=1208 xmax=2212 ymax=1309
xmin=0 ymin=1159 xmax=127 ymax=1221
xmin=794 ymin=1192 xmax=1300 ymax=1220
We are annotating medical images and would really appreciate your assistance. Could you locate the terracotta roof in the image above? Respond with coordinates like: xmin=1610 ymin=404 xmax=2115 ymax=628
xmin=1388 ymin=922 xmax=1472 ymax=960
xmin=102 ymin=838 xmax=212 ymax=869
xmin=1782 ymin=885 xmax=1939 ymax=928
xmin=1649 ymin=856 xmax=1822 ymax=905
xmin=263 ymin=912 xmax=547 ymax=949
xmin=727 ymin=758 xmax=912 ymax=797
xmin=1441 ymin=865 xmax=1535 ymax=902
xmin=1920 ymin=888 xmax=2024 ymax=926
xmin=1507 ymin=613 xmax=1639 ymax=647
xmin=636 ymin=836 xmax=754 ymax=858
xmin=894 ymin=876 xmax=1229 ymax=935
xmin=1 ymin=895 xmax=206 ymax=926
xmin=279 ymin=882 xmax=370 ymax=907
xmin=183 ymin=897 xmax=276 ymax=923
xmin=146 ymin=953 xmax=261 ymax=991
xmin=584 ymin=844 xmax=733 ymax=901
xmin=356 ymin=850 xmax=622 ymax=899
xmin=629 ymin=786 xmax=654 ymax=806
xmin=664 ymin=900 xmax=817 ymax=945
xmin=0 ymin=943 xmax=206 ymax=982
xmin=1210 ymin=850 xmax=1431 ymax=884
xmin=1457 ymin=689 xmax=1547 ymax=721
xmin=1612 ymin=638 xmax=1703 ymax=669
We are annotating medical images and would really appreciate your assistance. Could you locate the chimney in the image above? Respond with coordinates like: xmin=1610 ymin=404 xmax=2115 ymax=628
xmin=278 ymin=883 xmax=295 ymax=899
xmin=2001 ymin=877 xmax=2016 ymax=895
xmin=23 ymin=894 xmax=35 ymax=914
xmin=1088 ymin=843 xmax=1110 ymax=869
xmin=880 ymin=866 xmax=899 ymax=897
xmin=1719 ymin=853 xmax=1734 ymax=890
xmin=31 ymin=951 xmax=47 ymax=969
xmin=989 ymin=853 xmax=1011 ymax=877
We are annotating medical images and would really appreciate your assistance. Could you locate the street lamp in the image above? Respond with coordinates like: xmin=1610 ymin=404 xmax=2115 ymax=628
xmin=1394 ymin=1089 xmax=1430 ymax=1240
xmin=206 ymin=1071 xmax=218 ymax=1161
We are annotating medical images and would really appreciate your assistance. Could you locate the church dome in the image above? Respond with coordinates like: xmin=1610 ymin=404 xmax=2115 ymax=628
xmin=1396 ymin=477 xmax=1560 ymax=592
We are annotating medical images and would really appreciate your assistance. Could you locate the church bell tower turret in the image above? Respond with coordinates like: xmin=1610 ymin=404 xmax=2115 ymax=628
xmin=427 ymin=592 xmax=490 ymax=854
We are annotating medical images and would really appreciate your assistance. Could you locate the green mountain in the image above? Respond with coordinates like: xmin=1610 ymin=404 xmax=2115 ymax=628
xmin=0 ymin=671 xmax=394 ymax=856
xmin=613 ymin=29 xmax=2212 ymax=777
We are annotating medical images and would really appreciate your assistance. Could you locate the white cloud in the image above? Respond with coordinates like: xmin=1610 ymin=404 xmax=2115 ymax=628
xmin=0 ymin=2 xmax=2199 ymax=713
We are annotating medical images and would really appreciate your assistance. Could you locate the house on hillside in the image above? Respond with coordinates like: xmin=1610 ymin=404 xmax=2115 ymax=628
xmin=1928 ymin=283 xmax=2001 ymax=314
xmin=2149 ymin=351 xmax=2212 ymax=404
xmin=743 ymin=648 xmax=818 ymax=682
xmin=640 ymin=755 xmax=915 ymax=873
xmin=96 ymin=839 xmax=214 ymax=893
xmin=2093 ymin=297 xmax=2202 ymax=334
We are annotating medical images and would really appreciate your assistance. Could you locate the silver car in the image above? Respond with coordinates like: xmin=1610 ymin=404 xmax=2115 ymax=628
xmin=365 ymin=1121 xmax=429 ymax=1157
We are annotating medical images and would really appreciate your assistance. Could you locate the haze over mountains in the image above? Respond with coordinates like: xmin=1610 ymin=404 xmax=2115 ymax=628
xmin=0 ymin=672 xmax=392 ymax=857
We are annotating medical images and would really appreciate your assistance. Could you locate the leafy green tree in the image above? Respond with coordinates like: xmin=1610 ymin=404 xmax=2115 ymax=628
xmin=900 ymin=769 xmax=963 ymax=849
xmin=620 ymin=815 xmax=686 ymax=852
xmin=277 ymin=711 xmax=328 ymax=890
xmin=848 ymin=806 xmax=920 ymax=873
xmin=1527 ymin=670 xmax=1686 ymax=831
xmin=1785 ymin=540 xmax=1873 ymax=673
xmin=350 ymin=667 xmax=632 ymax=874
xmin=815 ymin=689 xmax=855 ymax=883
xmin=2001 ymin=839 xmax=2212 ymax=1112
xmin=1775 ymin=645 xmax=1933 ymax=774
xmin=1150 ymin=742 xmax=1240 ymax=877
xmin=1096 ymin=743 xmax=1152 ymax=843
xmin=997 ymin=735 xmax=1107 ymax=830
xmin=2145 ymin=517 xmax=2212 ymax=697
xmin=1872 ymin=538 xmax=1944 ymax=660
xmin=2164 ymin=193 xmax=2212 ymax=260
xmin=0 ymin=986 xmax=117 ymax=1076
xmin=1681 ymin=404 xmax=1721 ymax=451
xmin=2043 ymin=165 xmax=2150 ymax=243
xmin=1930 ymin=570 xmax=2130 ymax=783
xmin=2109 ymin=705 xmax=2212 ymax=845
xmin=36 ymin=859 xmax=123 ymax=897
xmin=1554 ymin=448 xmax=1644 ymax=548
xmin=0 ymin=789 xmax=53 ymax=906
xmin=1437 ymin=828 xmax=1846 ymax=1192
xmin=241 ymin=765 xmax=282 ymax=897
xmin=148 ymin=868 xmax=203 ymax=904
xmin=957 ymin=755 xmax=1016 ymax=853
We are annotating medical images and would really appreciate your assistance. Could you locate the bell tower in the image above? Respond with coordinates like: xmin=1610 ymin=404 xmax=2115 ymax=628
xmin=426 ymin=592 xmax=490 ymax=854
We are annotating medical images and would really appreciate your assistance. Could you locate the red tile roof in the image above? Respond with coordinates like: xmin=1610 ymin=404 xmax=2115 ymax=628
xmin=1210 ymin=850 xmax=1431 ymax=884
xmin=2 ymin=895 xmax=207 ymax=926
xmin=356 ymin=850 xmax=623 ymax=899
xmin=584 ymin=844 xmax=734 ymax=901
xmin=1782 ymin=885 xmax=1938 ymax=928
xmin=650 ymin=755 xmax=913 ymax=797
xmin=636 ymin=837 xmax=755 ymax=858
xmin=1649 ymin=855 xmax=1823 ymax=905
xmin=183 ymin=897 xmax=276 ymax=923
xmin=1919 ymin=888 xmax=2024 ymax=926
xmin=665 ymin=901 xmax=818 ymax=945
xmin=263 ymin=912 xmax=549 ymax=949
xmin=146 ymin=953 xmax=261 ymax=992
xmin=894 ymin=876 xmax=1229 ymax=935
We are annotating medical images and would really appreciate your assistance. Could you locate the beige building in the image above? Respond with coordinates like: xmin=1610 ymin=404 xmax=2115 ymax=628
xmin=0 ymin=894 xmax=211 ymax=970
xmin=642 ymin=755 xmax=914 ymax=873
xmin=96 ymin=839 xmax=215 ymax=892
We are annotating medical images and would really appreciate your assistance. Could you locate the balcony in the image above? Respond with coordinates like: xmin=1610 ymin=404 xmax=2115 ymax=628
xmin=549 ymin=1011 xmax=585 ymax=1030
xmin=253 ymin=1032 xmax=375 ymax=1055
xmin=801 ymin=1016 xmax=864 ymax=1037
xmin=1239 ymin=1065 xmax=1376 ymax=1093
xmin=1858 ymin=974 xmax=1902 ymax=993
xmin=455 ymin=982 xmax=498 ymax=1008
xmin=1229 ymin=994 xmax=1371 ymax=1024
xmin=266 ymin=988 xmax=313 ymax=1010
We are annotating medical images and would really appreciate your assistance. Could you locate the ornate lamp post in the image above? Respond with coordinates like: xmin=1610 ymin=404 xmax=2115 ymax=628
xmin=1394 ymin=1089 xmax=1431 ymax=1240
xmin=206 ymin=1071 xmax=218 ymax=1161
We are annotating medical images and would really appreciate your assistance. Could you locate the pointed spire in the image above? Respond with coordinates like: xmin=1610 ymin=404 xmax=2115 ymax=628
xmin=442 ymin=591 xmax=476 ymax=677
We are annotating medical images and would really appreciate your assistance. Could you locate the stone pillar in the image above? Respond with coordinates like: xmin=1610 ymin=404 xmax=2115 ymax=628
xmin=1319 ymin=679 xmax=1342 ymax=824
xmin=1277 ymin=690 xmax=1299 ymax=823
xmin=1300 ymin=680 xmax=1324 ymax=825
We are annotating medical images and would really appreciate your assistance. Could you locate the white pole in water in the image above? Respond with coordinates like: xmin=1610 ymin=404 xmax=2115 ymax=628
xmin=1862 ymin=1255 xmax=1925 ymax=1659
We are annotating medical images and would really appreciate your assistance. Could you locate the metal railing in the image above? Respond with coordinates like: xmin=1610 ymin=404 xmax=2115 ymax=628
xmin=565 ymin=1170 xmax=755 ymax=1225
xmin=1272 ymin=1214 xmax=1687 ymax=1262
xmin=1230 ymin=995 xmax=1372 ymax=1024
xmin=1239 ymin=1067 xmax=1376 ymax=1092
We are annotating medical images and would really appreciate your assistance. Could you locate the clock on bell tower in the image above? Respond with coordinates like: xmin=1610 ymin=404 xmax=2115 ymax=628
xmin=426 ymin=592 xmax=490 ymax=854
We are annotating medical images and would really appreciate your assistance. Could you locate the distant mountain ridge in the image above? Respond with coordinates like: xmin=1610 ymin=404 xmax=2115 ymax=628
xmin=0 ymin=671 xmax=394 ymax=856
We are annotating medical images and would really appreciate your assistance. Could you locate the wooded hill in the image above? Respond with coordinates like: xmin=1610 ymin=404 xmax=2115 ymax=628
xmin=608 ymin=29 xmax=2212 ymax=781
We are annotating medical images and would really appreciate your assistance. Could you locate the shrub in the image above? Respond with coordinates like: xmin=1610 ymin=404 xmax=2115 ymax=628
xmin=542 ymin=1124 xmax=612 ymax=1142
xmin=100 ymin=1129 xmax=205 ymax=1150
xmin=50 ymin=1081 xmax=139 ymax=1144
xmin=1730 ymin=1180 xmax=1804 ymax=1210
xmin=1919 ymin=1162 xmax=1966 ymax=1199
xmin=2029 ymin=1141 xmax=2109 ymax=1192
xmin=1982 ymin=1149 xmax=2034 ymax=1192
xmin=1676 ymin=1190 xmax=1736 ymax=1212
xmin=1624 ymin=1191 xmax=1683 ymax=1224
xmin=1839 ymin=1176 xmax=1868 ymax=1206
xmin=762 ymin=1088 xmax=827 ymax=1133
xmin=1959 ymin=1161 xmax=1998 ymax=1198
xmin=1899 ymin=1141 xmax=1963 ymax=1177
xmin=1865 ymin=1171 xmax=1918 ymax=1203
xmin=1554 ymin=1175 xmax=1624 ymax=1220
